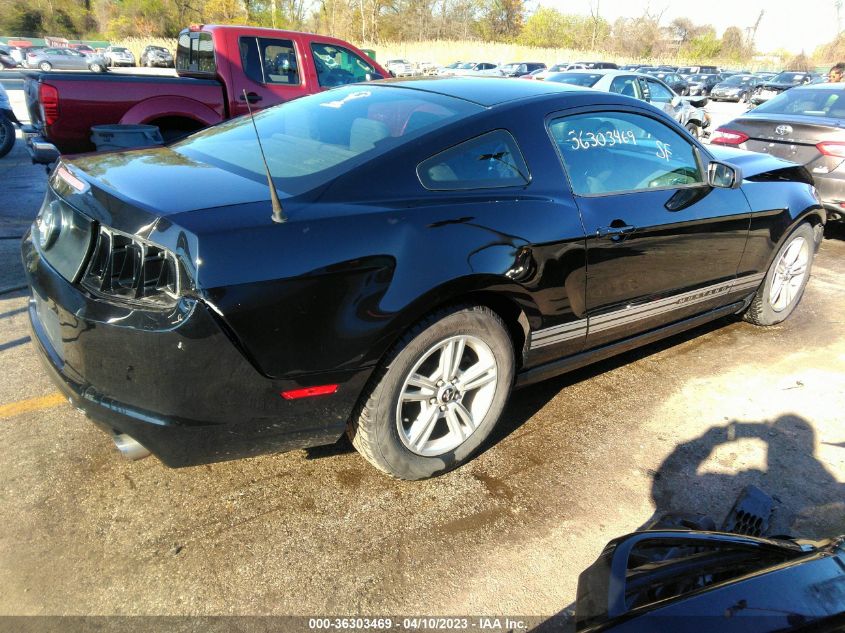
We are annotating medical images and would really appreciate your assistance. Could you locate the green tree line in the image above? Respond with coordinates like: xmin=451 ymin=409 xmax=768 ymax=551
xmin=1 ymin=0 xmax=758 ymax=62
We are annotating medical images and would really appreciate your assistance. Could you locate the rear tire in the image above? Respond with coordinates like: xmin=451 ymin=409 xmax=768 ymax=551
xmin=348 ymin=305 xmax=514 ymax=480
xmin=0 ymin=116 xmax=15 ymax=159
xmin=743 ymin=223 xmax=815 ymax=326
xmin=39 ymin=61 xmax=51 ymax=72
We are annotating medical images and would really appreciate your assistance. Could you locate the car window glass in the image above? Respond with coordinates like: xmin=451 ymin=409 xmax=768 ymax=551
xmin=647 ymin=80 xmax=674 ymax=103
xmin=311 ymin=42 xmax=376 ymax=87
xmin=549 ymin=111 xmax=704 ymax=196
xmin=754 ymin=88 xmax=845 ymax=118
xmin=417 ymin=130 xmax=530 ymax=191
xmin=239 ymin=37 xmax=299 ymax=85
xmin=609 ymin=75 xmax=641 ymax=98
xmin=174 ymin=85 xmax=480 ymax=196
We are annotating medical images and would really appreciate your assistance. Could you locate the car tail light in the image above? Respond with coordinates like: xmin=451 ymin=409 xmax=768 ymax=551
xmin=709 ymin=128 xmax=749 ymax=145
xmin=816 ymin=141 xmax=845 ymax=158
xmin=40 ymin=83 xmax=59 ymax=126
xmin=80 ymin=226 xmax=184 ymax=306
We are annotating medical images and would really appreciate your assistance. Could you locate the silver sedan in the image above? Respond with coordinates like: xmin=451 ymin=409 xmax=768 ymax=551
xmin=26 ymin=48 xmax=108 ymax=73
xmin=542 ymin=69 xmax=710 ymax=138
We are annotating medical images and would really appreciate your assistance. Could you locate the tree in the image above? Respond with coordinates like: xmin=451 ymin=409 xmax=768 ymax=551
xmin=477 ymin=0 xmax=524 ymax=42
xmin=518 ymin=7 xmax=567 ymax=48
xmin=721 ymin=25 xmax=748 ymax=61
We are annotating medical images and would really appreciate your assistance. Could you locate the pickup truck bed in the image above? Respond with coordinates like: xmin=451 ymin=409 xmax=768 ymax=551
xmin=25 ymin=71 xmax=225 ymax=159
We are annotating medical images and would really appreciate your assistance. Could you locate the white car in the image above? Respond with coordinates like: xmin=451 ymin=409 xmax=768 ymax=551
xmin=103 ymin=46 xmax=136 ymax=67
xmin=436 ymin=62 xmax=463 ymax=76
xmin=385 ymin=59 xmax=414 ymax=77
xmin=530 ymin=62 xmax=570 ymax=80
xmin=452 ymin=62 xmax=502 ymax=77
xmin=543 ymin=69 xmax=710 ymax=138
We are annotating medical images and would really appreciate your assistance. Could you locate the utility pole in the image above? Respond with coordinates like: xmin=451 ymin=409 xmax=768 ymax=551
xmin=837 ymin=0 xmax=843 ymax=34
xmin=749 ymin=9 xmax=764 ymax=47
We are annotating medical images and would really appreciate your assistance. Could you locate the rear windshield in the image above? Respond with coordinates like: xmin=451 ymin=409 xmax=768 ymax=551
xmin=172 ymin=85 xmax=482 ymax=196
xmin=753 ymin=87 xmax=845 ymax=118
xmin=111 ymin=47 xmax=128 ymax=52
xmin=689 ymin=74 xmax=715 ymax=82
xmin=772 ymin=72 xmax=810 ymax=84
xmin=546 ymin=72 xmax=602 ymax=87
xmin=722 ymin=75 xmax=754 ymax=85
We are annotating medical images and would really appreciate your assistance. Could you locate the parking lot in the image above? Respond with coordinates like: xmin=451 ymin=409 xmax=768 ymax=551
xmin=1 ymin=84 xmax=843 ymax=622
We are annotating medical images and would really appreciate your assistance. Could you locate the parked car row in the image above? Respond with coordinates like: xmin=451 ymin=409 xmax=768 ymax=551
xmin=0 ymin=43 xmax=175 ymax=71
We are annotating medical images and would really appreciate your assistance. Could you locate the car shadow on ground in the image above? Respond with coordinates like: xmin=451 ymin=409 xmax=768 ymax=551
xmin=533 ymin=412 xmax=845 ymax=632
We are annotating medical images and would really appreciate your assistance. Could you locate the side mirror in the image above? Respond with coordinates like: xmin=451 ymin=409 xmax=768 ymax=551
xmin=708 ymin=161 xmax=741 ymax=188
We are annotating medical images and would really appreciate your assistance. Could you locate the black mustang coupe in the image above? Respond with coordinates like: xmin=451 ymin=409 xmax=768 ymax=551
xmin=23 ymin=78 xmax=825 ymax=479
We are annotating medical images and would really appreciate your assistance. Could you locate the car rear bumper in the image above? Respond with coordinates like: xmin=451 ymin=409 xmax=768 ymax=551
xmin=22 ymin=231 xmax=369 ymax=467
xmin=22 ymin=125 xmax=59 ymax=164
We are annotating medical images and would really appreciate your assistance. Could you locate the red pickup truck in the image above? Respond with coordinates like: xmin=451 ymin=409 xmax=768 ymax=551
xmin=24 ymin=24 xmax=388 ymax=163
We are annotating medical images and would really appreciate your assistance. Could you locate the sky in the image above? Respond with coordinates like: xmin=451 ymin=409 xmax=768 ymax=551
xmin=540 ymin=0 xmax=841 ymax=54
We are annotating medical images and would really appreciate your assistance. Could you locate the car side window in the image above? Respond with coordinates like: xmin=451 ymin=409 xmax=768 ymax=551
xmin=311 ymin=43 xmax=376 ymax=88
xmin=646 ymin=79 xmax=674 ymax=103
xmin=240 ymin=37 xmax=299 ymax=85
xmin=417 ymin=130 xmax=530 ymax=191
xmin=609 ymin=76 xmax=642 ymax=99
xmin=549 ymin=111 xmax=705 ymax=196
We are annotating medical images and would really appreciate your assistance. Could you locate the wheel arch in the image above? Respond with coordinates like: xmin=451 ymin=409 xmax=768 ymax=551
xmin=376 ymin=275 xmax=540 ymax=374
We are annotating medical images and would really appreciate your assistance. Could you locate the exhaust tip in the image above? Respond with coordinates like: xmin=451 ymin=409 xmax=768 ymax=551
xmin=112 ymin=433 xmax=151 ymax=461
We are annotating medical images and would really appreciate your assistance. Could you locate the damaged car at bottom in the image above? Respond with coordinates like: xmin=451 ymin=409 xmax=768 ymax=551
xmin=23 ymin=78 xmax=825 ymax=480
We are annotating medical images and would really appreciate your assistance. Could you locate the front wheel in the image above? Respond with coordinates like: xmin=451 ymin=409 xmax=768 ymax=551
xmin=348 ymin=305 xmax=514 ymax=480
xmin=685 ymin=122 xmax=700 ymax=138
xmin=0 ymin=116 xmax=15 ymax=158
xmin=88 ymin=62 xmax=104 ymax=73
xmin=743 ymin=223 xmax=815 ymax=326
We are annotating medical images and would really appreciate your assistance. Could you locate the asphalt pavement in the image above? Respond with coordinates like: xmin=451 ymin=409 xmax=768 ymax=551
xmin=0 ymin=96 xmax=843 ymax=624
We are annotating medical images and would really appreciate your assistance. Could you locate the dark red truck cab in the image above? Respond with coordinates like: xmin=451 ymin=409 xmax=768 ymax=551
xmin=24 ymin=24 xmax=388 ymax=163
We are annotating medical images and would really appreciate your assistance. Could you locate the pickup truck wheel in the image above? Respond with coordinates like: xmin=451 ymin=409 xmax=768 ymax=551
xmin=348 ymin=305 xmax=514 ymax=480
xmin=744 ymin=223 xmax=814 ymax=326
xmin=39 ymin=62 xmax=52 ymax=72
xmin=0 ymin=117 xmax=15 ymax=159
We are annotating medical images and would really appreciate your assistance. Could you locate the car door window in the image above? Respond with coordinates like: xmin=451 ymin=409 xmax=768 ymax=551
xmin=549 ymin=111 xmax=705 ymax=196
xmin=311 ymin=42 xmax=376 ymax=88
xmin=240 ymin=37 xmax=299 ymax=85
xmin=417 ymin=129 xmax=530 ymax=190
xmin=647 ymin=79 xmax=674 ymax=103
xmin=609 ymin=75 xmax=642 ymax=99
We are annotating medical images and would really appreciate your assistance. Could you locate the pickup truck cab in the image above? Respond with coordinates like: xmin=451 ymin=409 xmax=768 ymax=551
xmin=24 ymin=24 xmax=388 ymax=163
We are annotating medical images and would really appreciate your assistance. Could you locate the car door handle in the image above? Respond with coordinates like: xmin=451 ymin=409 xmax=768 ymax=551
xmin=238 ymin=92 xmax=263 ymax=103
xmin=597 ymin=224 xmax=636 ymax=241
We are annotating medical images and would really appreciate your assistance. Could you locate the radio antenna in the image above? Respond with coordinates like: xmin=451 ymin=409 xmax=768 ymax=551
xmin=243 ymin=89 xmax=286 ymax=223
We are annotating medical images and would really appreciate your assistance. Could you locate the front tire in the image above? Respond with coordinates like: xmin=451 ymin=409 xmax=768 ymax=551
xmin=685 ymin=122 xmax=700 ymax=138
xmin=348 ymin=305 xmax=514 ymax=480
xmin=88 ymin=62 xmax=103 ymax=73
xmin=744 ymin=223 xmax=815 ymax=326
xmin=0 ymin=116 xmax=15 ymax=158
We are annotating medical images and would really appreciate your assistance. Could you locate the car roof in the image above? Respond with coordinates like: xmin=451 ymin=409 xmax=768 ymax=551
xmin=377 ymin=76 xmax=589 ymax=106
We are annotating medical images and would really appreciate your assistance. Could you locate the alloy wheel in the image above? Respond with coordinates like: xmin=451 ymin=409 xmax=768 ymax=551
xmin=396 ymin=335 xmax=498 ymax=457
xmin=770 ymin=236 xmax=809 ymax=312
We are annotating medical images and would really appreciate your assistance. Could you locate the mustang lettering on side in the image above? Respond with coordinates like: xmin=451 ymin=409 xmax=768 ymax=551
xmin=22 ymin=78 xmax=825 ymax=480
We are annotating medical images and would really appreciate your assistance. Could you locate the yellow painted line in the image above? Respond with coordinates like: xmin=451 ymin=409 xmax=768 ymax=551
xmin=0 ymin=392 xmax=67 ymax=420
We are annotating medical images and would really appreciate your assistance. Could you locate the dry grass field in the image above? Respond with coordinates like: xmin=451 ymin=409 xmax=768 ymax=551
xmin=115 ymin=35 xmax=768 ymax=69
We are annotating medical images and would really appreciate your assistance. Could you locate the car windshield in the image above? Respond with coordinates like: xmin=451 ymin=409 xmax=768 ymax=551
xmin=773 ymin=72 xmax=808 ymax=84
xmin=545 ymin=72 xmax=602 ymax=87
xmin=723 ymin=75 xmax=754 ymax=85
xmin=112 ymin=47 xmax=128 ymax=52
xmin=172 ymin=85 xmax=482 ymax=196
xmin=457 ymin=62 xmax=475 ymax=69
xmin=753 ymin=87 xmax=845 ymax=118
